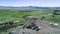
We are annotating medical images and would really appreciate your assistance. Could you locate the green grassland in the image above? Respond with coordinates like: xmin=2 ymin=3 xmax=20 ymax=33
xmin=0 ymin=8 xmax=60 ymax=22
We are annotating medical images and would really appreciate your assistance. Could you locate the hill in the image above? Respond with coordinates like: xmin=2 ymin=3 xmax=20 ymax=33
xmin=0 ymin=6 xmax=60 ymax=10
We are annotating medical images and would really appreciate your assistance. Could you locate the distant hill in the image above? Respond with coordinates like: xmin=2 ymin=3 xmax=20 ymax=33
xmin=0 ymin=6 xmax=60 ymax=10
xmin=0 ymin=6 xmax=14 ymax=8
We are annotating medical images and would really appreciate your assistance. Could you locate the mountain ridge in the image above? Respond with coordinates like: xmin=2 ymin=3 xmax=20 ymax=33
xmin=0 ymin=6 xmax=60 ymax=10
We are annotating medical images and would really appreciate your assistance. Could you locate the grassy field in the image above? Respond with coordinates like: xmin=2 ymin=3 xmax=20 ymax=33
xmin=0 ymin=8 xmax=60 ymax=22
xmin=0 ymin=8 xmax=52 ymax=21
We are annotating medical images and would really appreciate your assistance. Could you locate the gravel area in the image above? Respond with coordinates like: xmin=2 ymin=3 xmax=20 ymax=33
xmin=10 ymin=20 xmax=60 ymax=34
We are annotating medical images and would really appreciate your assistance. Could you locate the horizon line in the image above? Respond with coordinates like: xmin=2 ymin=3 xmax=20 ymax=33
xmin=0 ymin=5 xmax=60 ymax=7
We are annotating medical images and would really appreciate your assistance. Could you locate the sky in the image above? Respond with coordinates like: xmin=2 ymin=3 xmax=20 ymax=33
xmin=0 ymin=0 xmax=60 ymax=7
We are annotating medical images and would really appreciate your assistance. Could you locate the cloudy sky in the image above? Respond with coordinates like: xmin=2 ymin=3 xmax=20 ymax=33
xmin=0 ymin=0 xmax=60 ymax=7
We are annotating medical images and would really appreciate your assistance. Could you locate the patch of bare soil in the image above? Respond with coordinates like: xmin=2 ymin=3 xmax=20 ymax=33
xmin=35 ymin=20 xmax=60 ymax=34
xmin=11 ymin=20 xmax=60 ymax=34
